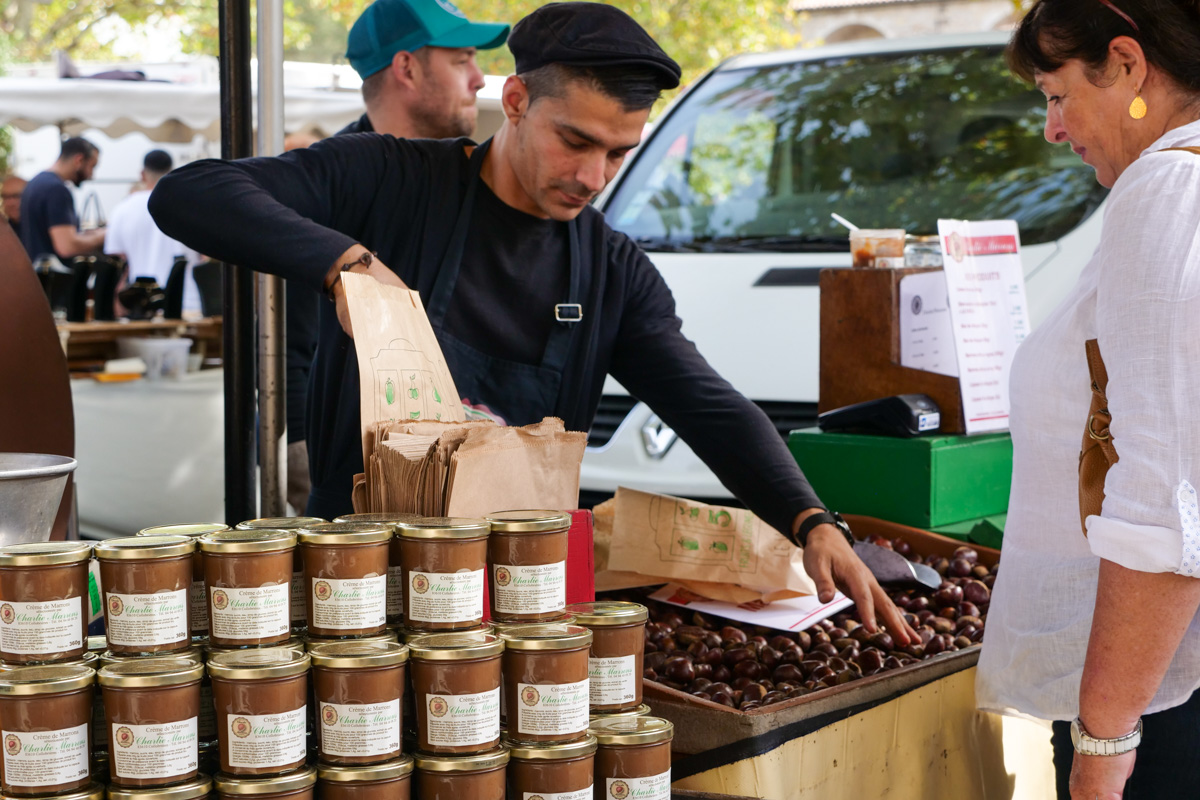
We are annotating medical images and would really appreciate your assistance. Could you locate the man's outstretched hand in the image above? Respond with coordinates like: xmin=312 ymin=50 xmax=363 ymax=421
xmin=324 ymin=244 xmax=408 ymax=338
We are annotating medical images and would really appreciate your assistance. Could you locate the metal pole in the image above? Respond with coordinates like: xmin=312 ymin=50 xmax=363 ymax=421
xmin=256 ymin=0 xmax=287 ymax=516
xmin=219 ymin=0 xmax=257 ymax=525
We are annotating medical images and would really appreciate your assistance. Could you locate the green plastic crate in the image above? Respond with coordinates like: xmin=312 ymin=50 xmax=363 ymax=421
xmin=931 ymin=513 xmax=1007 ymax=550
xmin=787 ymin=428 xmax=1012 ymax=529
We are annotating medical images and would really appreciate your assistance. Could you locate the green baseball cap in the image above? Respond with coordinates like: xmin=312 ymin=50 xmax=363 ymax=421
xmin=347 ymin=0 xmax=510 ymax=80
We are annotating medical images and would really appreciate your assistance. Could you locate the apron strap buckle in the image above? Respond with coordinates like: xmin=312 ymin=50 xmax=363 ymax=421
xmin=555 ymin=303 xmax=583 ymax=324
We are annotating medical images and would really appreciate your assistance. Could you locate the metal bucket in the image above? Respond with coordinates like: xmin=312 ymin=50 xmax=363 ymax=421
xmin=0 ymin=453 xmax=77 ymax=545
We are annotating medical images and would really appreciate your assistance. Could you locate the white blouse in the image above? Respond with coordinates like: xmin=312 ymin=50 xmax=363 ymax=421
xmin=976 ymin=118 xmax=1200 ymax=720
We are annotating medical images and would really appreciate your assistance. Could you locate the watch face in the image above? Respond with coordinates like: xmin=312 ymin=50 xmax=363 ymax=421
xmin=1070 ymin=720 xmax=1083 ymax=750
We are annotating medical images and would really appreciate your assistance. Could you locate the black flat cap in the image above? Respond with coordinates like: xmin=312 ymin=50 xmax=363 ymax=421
xmin=508 ymin=2 xmax=681 ymax=89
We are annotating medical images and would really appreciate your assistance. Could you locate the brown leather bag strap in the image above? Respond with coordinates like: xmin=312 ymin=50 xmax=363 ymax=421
xmin=1162 ymin=146 xmax=1200 ymax=155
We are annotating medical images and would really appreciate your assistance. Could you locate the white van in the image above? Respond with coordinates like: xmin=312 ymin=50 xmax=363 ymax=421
xmin=579 ymin=32 xmax=1107 ymax=506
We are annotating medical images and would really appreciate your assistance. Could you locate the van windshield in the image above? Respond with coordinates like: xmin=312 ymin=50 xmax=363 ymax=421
xmin=605 ymin=45 xmax=1108 ymax=249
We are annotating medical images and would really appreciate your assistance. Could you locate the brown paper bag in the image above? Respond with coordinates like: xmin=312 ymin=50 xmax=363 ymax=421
xmin=606 ymin=487 xmax=817 ymax=597
xmin=444 ymin=421 xmax=587 ymax=517
xmin=343 ymin=272 xmax=465 ymax=467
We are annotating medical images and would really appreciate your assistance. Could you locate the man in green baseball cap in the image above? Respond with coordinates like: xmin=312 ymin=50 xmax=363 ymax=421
xmin=343 ymin=0 xmax=509 ymax=139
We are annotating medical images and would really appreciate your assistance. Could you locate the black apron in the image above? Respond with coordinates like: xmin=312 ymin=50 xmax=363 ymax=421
xmin=425 ymin=139 xmax=583 ymax=426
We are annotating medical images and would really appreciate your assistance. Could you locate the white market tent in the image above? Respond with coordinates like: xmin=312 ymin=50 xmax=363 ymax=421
xmin=0 ymin=73 xmax=507 ymax=143
xmin=0 ymin=76 xmax=368 ymax=142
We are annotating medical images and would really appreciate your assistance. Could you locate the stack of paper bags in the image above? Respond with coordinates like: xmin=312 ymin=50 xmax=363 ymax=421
xmin=356 ymin=418 xmax=586 ymax=517
xmin=598 ymin=487 xmax=819 ymax=604
xmin=343 ymin=271 xmax=587 ymax=517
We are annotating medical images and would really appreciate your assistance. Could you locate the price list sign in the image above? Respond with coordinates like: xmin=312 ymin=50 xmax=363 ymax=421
xmin=937 ymin=219 xmax=1032 ymax=434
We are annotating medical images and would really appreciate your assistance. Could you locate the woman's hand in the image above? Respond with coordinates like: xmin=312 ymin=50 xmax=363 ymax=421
xmin=1070 ymin=750 xmax=1135 ymax=799
xmin=798 ymin=518 xmax=917 ymax=646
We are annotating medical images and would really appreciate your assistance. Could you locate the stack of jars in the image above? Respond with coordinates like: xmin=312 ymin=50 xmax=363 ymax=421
xmin=0 ymin=510 xmax=671 ymax=800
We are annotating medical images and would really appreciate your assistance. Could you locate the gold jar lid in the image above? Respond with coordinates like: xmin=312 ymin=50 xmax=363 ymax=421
xmin=2 ymin=781 xmax=105 ymax=800
xmin=100 ymin=644 xmax=204 ymax=667
xmin=489 ymin=616 xmax=573 ymax=637
xmin=138 ymin=523 xmax=228 ymax=539
xmin=588 ymin=716 xmax=674 ymax=746
xmin=304 ymin=630 xmax=398 ymax=650
xmin=589 ymin=704 xmax=651 ymax=721
xmin=87 ymin=635 xmax=107 ymax=654
xmin=207 ymin=647 xmax=310 ymax=680
xmin=484 ymin=510 xmax=572 ymax=533
xmin=236 ymin=517 xmax=326 ymax=530
xmin=413 ymin=748 xmax=509 ymax=773
xmin=395 ymin=517 xmax=489 ymax=540
xmin=498 ymin=623 xmax=592 ymax=651
xmin=333 ymin=513 xmax=424 ymax=529
xmin=198 ymin=530 xmax=296 ymax=554
xmin=107 ymin=774 xmax=212 ymax=800
xmin=98 ymin=657 xmax=205 ymax=688
xmin=503 ymin=734 xmax=597 ymax=761
xmin=205 ymin=637 xmax=305 ymax=659
xmin=316 ymin=756 xmax=414 ymax=783
xmin=565 ymin=601 xmax=648 ymax=626
xmin=214 ymin=766 xmax=316 ymax=795
xmin=407 ymin=631 xmax=503 ymax=661
xmin=392 ymin=624 xmax=492 ymax=644
xmin=95 ymin=535 xmax=196 ymax=560
xmin=0 ymin=664 xmax=94 ymax=695
xmin=295 ymin=522 xmax=391 ymax=546
xmin=0 ymin=652 xmax=97 ymax=673
xmin=0 ymin=540 xmax=92 ymax=566
xmin=309 ymin=640 xmax=409 ymax=668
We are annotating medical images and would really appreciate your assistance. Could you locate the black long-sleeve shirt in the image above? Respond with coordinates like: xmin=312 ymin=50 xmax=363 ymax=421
xmin=149 ymin=134 xmax=822 ymax=532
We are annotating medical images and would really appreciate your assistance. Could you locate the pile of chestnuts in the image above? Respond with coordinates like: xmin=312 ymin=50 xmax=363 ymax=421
xmin=630 ymin=541 xmax=998 ymax=712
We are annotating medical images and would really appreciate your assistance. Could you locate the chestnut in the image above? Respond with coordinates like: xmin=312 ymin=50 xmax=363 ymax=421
xmin=954 ymin=635 xmax=973 ymax=650
xmin=703 ymin=631 xmax=723 ymax=649
xmin=769 ymin=635 xmax=795 ymax=651
xmin=720 ymin=626 xmax=747 ymax=643
xmin=780 ymin=647 xmax=804 ymax=666
xmin=811 ymin=630 xmax=832 ymax=646
xmin=710 ymin=690 xmax=734 ymax=707
xmin=645 ymin=652 xmax=668 ymax=671
xmin=731 ymin=677 xmax=754 ymax=690
xmin=814 ymin=642 xmax=840 ymax=658
xmin=833 ymin=637 xmax=858 ymax=651
xmin=711 ymin=665 xmax=732 ymax=683
xmin=931 ymin=617 xmax=954 ymax=635
xmin=952 ymin=546 xmax=979 ymax=565
xmin=933 ymin=585 xmax=964 ymax=608
xmin=675 ymin=626 xmax=707 ymax=645
xmin=828 ymin=627 xmax=848 ymax=640
xmin=643 ymin=668 xmax=657 ymax=681
xmin=723 ymin=647 xmax=754 ymax=667
xmin=762 ymin=691 xmax=787 ymax=706
xmin=707 ymin=682 xmax=733 ymax=696
xmin=690 ymin=677 xmax=713 ymax=692
xmin=742 ymin=683 xmax=767 ymax=703
xmin=962 ymin=580 xmax=991 ymax=606
xmin=733 ymin=660 xmax=765 ymax=680
xmin=795 ymin=631 xmax=812 ymax=651
xmin=868 ymin=632 xmax=895 ymax=652
xmin=838 ymin=644 xmax=860 ymax=661
xmin=959 ymin=601 xmax=982 ymax=619
xmin=856 ymin=649 xmax=884 ymax=672
xmin=693 ymin=662 xmax=713 ymax=680
xmin=740 ymin=701 xmax=762 ymax=711
xmin=882 ymin=656 xmax=903 ymax=670
xmin=893 ymin=539 xmax=913 ymax=556
xmin=773 ymin=664 xmax=805 ymax=683
xmin=956 ymin=615 xmax=983 ymax=632
xmin=663 ymin=656 xmax=695 ymax=683
xmin=659 ymin=636 xmax=677 ymax=653
xmin=662 ymin=612 xmax=684 ymax=630
xmin=948 ymin=558 xmax=974 ymax=578
xmin=686 ymin=641 xmax=708 ymax=658
xmin=971 ymin=565 xmax=991 ymax=579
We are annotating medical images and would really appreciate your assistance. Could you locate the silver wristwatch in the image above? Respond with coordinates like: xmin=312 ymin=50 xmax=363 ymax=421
xmin=1070 ymin=717 xmax=1142 ymax=756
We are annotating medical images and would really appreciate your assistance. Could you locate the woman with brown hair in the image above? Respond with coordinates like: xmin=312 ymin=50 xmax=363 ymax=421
xmin=976 ymin=1 xmax=1200 ymax=797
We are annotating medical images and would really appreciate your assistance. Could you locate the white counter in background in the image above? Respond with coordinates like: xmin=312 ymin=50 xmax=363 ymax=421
xmin=71 ymin=368 xmax=232 ymax=538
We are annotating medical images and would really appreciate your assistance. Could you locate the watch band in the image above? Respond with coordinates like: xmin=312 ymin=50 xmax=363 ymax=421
xmin=325 ymin=250 xmax=377 ymax=301
xmin=1070 ymin=717 xmax=1142 ymax=756
xmin=794 ymin=510 xmax=855 ymax=549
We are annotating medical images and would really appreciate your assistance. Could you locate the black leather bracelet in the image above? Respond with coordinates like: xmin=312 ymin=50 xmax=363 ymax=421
xmin=324 ymin=250 xmax=377 ymax=301
xmin=793 ymin=510 xmax=855 ymax=549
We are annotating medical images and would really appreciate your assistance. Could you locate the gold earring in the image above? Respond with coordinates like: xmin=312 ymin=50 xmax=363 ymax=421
xmin=1130 ymin=92 xmax=1147 ymax=120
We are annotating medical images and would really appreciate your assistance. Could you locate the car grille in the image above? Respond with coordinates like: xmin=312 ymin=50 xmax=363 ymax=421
xmin=586 ymin=395 xmax=818 ymax=447
xmin=587 ymin=395 xmax=639 ymax=448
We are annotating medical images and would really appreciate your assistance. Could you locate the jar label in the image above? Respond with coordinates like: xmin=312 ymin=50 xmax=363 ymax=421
xmin=318 ymin=699 xmax=400 ymax=757
xmin=226 ymin=708 xmax=306 ymax=769
xmin=424 ymin=688 xmax=498 ymax=747
xmin=111 ymin=718 xmax=198 ymax=780
xmin=524 ymin=790 xmax=591 ymax=800
xmin=105 ymin=588 xmax=188 ymax=647
xmin=407 ymin=570 xmax=483 ymax=624
xmin=290 ymin=571 xmax=305 ymax=625
xmin=311 ymin=576 xmax=386 ymax=630
xmin=605 ymin=772 xmax=669 ymax=800
xmin=492 ymin=562 xmax=566 ymax=615
xmin=515 ymin=679 xmax=589 ymax=735
xmin=386 ymin=565 xmax=404 ymax=618
xmin=1 ymin=723 xmax=89 ymax=787
xmin=189 ymin=580 xmax=208 ymax=633
xmin=0 ymin=597 xmax=82 ymax=655
xmin=589 ymin=656 xmax=637 ymax=706
xmin=208 ymin=584 xmax=290 ymax=640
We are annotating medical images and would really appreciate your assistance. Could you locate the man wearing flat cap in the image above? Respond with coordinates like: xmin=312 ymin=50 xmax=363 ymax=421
xmin=150 ymin=2 xmax=912 ymax=642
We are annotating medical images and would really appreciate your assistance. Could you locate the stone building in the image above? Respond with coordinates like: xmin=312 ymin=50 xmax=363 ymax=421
xmin=794 ymin=0 xmax=1020 ymax=45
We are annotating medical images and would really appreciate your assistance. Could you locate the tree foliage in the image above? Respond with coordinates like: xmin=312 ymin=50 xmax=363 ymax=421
xmin=3 ymin=0 xmax=804 ymax=99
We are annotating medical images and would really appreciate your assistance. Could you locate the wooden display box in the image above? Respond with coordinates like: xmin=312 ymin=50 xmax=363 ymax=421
xmin=819 ymin=267 xmax=966 ymax=434
xmin=640 ymin=516 xmax=998 ymax=754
